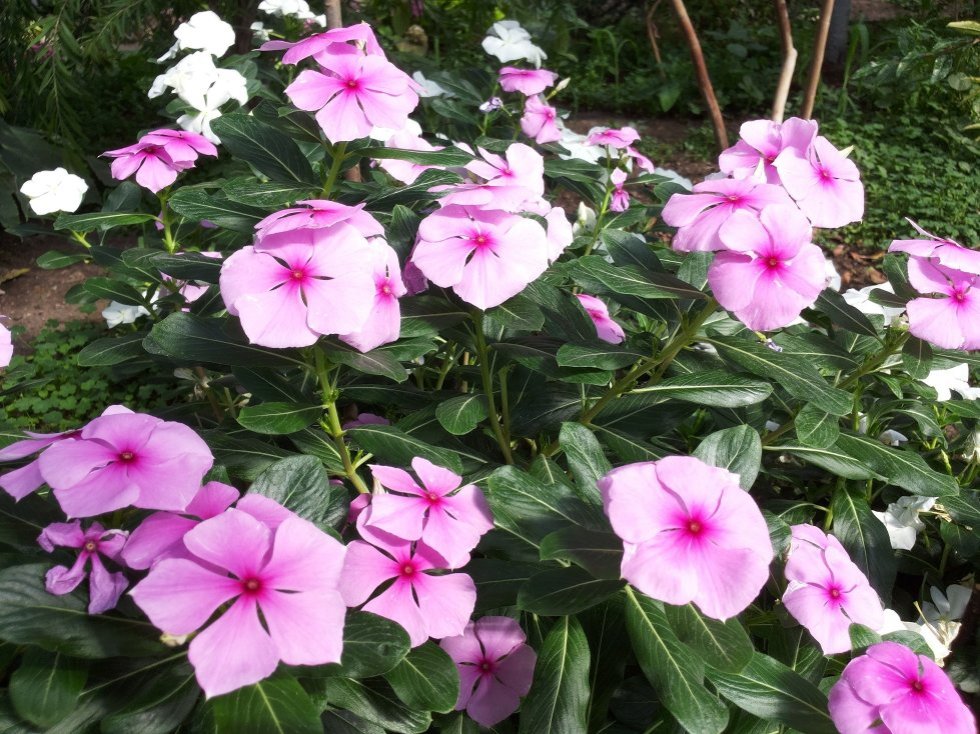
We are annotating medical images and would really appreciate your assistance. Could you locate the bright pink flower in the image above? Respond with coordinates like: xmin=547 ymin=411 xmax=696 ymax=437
xmin=520 ymin=95 xmax=560 ymax=144
xmin=343 ymin=412 xmax=390 ymax=430
xmin=285 ymin=54 xmax=419 ymax=143
xmin=341 ymin=535 xmax=476 ymax=646
xmin=103 ymin=129 xmax=216 ymax=193
xmin=662 ymin=177 xmax=792 ymax=252
xmin=378 ymin=130 xmax=443 ymax=184
xmin=888 ymin=219 xmax=978 ymax=268
xmin=39 ymin=521 xmax=128 ymax=614
xmin=338 ymin=244 xmax=406 ymax=352
xmin=441 ymin=616 xmax=536 ymax=727
xmin=219 ymin=224 xmax=378 ymax=347
xmin=544 ymin=206 xmax=573 ymax=261
xmin=773 ymin=136 xmax=864 ymax=228
xmin=576 ymin=294 xmax=625 ymax=344
xmin=600 ymin=455 xmax=773 ymax=620
xmin=360 ymin=458 xmax=493 ymax=568
xmin=261 ymin=22 xmax=386 ymax=66
xmin=719 ymin=117 xmax=817 ymax=184
xmin=255 ymin=199 xmax=384 ymax=239
xmin=120 ymin=481 xmax=240 ymax=570
xmin=498 ymin=66 xmax=558 ymax=96
xmin=37 ymin=411 xmax=213 ymax=518
xmin=782 ymin=524 xmax=883 ymax=654
xmin=412 ymin=205 xmax=550 ymax=310
xmin=897 ymin=254 xmax=980 ymax=350
xmin=0 ymin=322 xmax=11 ymax=367
xmin=708 ymin=205 xmax=825 ymax=331
xmin=137 ymin=129 xmax=218 ymax=163
xmin=627 ymin=146 xmax=654 ymax=173
xmin=466 ymin=144 xmax=545 ymax=200
xmin=130 ymin=507 xmax=347 ymax=697
xmin=610 ymin=168 xmax=629 ymax=212
xmin=587 ymin=126 xmax=640 ymax=149
xmin=829 ymin=641 xmax=975 ymax=734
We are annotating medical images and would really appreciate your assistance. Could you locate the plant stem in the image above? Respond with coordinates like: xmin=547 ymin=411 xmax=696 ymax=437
xmin=314 ymin=348 xmax=371 ymax=493
xmin=472 ymin=312 xmax=514 ymax=464
xmin=321 ymin=142 xmax=347 ymax=199
xmin=69 ymin=230 xmax=91 ymax=249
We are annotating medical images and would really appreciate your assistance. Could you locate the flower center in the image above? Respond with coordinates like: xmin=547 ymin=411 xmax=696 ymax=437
xmin=829 ymin=587 xmax=841 ymax=599
xmin=767 ymin=256 xmax=780 ymax=268
xmin=243 ymin=578 xmax=262 ymax=593
xmin=818 ymin=167 xmax=832 ymax=180
xmin=687 ymin=519 xmax=702 ymax=535
xmin=118 ymin=451 xmax=135 ymax=462
xmin=478 ymin=658 xmax=495 ymax=674
xmin=475 ymin=234 xmax=488 ymax=246
xmin=401 ymin=563 xmax=416 ymax=577
xmin=952 ymin=289 xmax=967 ymax=303
xmin=727 ymin=195 xmax=741 ymax=203
xmin=83 ymin=541 xmax=97 ymax=553
xmin=910 ymin=679 xmax=924 ymax=693
xmin=143 ymin=145 xmax=161 ymax=155
xmin=345 ymin=78 xmax=360 ymax=90
xmin=291 ymin=268 xmax=306 ymax=280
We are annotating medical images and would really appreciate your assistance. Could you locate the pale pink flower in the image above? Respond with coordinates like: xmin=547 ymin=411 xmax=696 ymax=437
xmin=888 ymin=219 xmax=978 ymax=270
xmin=896 ymin=253 xmax=980 ymax=350
xmin=627 ymin=146 xmax=654 ymax=173
xmin=520 ymin=95 xmax=560 ymax=144
xmin=587 ymin=126 xmax=640 ymax=149
xmin=498 ymin=67 xmax=557 ymax=96
xmin=544 ymin=206 xmax=573 ymax=261
xmin=441 ymin=616 xmax=536 ymax=727
xmin=360 ymin=457 xmax=493 ymax=568
xmin=829 ymin=641 xmax=975 ymax=734
xmin=662 ymin=177 xmax=792 ymax=252
xmin=255 ymin=199 xmax=384 ymax=239
xmin=609 ymin=168 xmax=629 ymax=212
xmin=37 ymin=410 xmax=213 ymax=518
xmin=39 ymin=521 xmax=128 ymax=614
xmin=708 ymin=205 xmax=826 ymax=331
xmin=338 ymin=244 xmax=407 ymax=352
xmin=719 ymin=117 xmax=817 ymax=184
xmin=782 ymin=524 xmax=883 ymax=654
xmin=0 ymin=321 xmax=10 ymax=367
xmin=466 ymin=144 xmax=545 ymax=201
xmin=600 ymin=456 xmax=773 ymax=621
xmin=130 ymin=507 xmax=347 ymax=697
xmin=285 ymin=54 xmax=419 ymax=143
xmin=412 ymin=205 xmax=550 ymax=310
xmin=103 ymin=129 xmax=216 ymax=193
xmin=340 ymin=535 xmax=476 ymax=646
xmin=378 ymin=130 xmax=443 ymax=184
xmin=773 ymin=136 xmax=864 ymax=228
xmin=219 ymin=224 xmax=378 ymax=347
xmin=261 ymin=22 xmax=386 ymax=65
xmin=576 ymin=294 xmax=624 ymax=344
xmin=137 ymin=129 xmax=218 ymax=163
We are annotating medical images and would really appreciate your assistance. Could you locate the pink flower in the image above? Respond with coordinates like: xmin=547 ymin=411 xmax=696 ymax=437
xmin=378 ymin=130 xmax=443 ymax=184
xmin=261 ymin=22 xmax=386 ymax=66
xmin=662 ymin=177 xmax=793 ymax=252
xmin=719 ymin=117 xmax=817 ymax=184
xmin=781 ymin=524 xmax=883 ymax=654
xmin=708 ymin=205 xmax=826 ymax=331
xmin=130 ymin=507 xmax=347 ymax=697
xmin=338 ymin=244 xmax=407 ymax=352
xmin=544 ymin=206 xmax=573 ymax=262
xmin=829 ymin=641 xmax=975 ymax=734
xmin=285 ymin=54 xmax=419 ymax=143
xmin=609 ymin=168 xmax=629 ymax=212
xmin=0 ymin=322 xmax=11 ymax=367
xmin=888 ymin=219 xmax=978 ymax=271
xmin=599 ymin=456 xmax=773 ymax=621
xmin=773 ymin=136 xmax=864 ymax=228
xmin=39 ymin=521 xmax=128 ymax=614
xmin=466 ymin=144 xmax=545 ymax=201
xmin=360 ymin=457 xmax=493 ymax=568
xmin=37 ymin=411 xmax=213 ymax=518
xmin=120 ymin=481 xmax=240 ymax=570
xmin=895 ymin=252 xmax=980 ymax=350
xmin=340 ymin=535 xmax=476 ymax=646
xmin=441 ymin=616 xmax=537 ymax=727
xmin=498 ymin=66 xmax=558 ymax=96
xmin=343 ymin=412 xmax=390 ymax=430
xmin=138 ymin=129 xmax=218 ymax=163
xmin=412 ymin=205 xmax=550 ymax=310
xmin=587 ymin=126 xmax=640 ymax=149
xmin=103 ymin=129 xmax=217 ymax=193
xmin=255 ymin=199 xmax=384 ymax=239
xmin=219 ymin=224 xmax=379 ymax=347
xmin=627 ymin=146 xmax=654 ymax=173
xmin=520 ymin=95 xmax=560 ymax=144
xmin=576 ymin=294 xmax=624 ymax=344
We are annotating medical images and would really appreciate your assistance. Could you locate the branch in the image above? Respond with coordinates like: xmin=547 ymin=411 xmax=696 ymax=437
xmin=771 ymin=0 xmax=797 ymax=122
xmin=801 ymin=0 xmax=836 ymax=119
xmin=644 ymin=0 xmax=665 ymax=74
xmin=669 ymin=0 xmax=728 ymax=150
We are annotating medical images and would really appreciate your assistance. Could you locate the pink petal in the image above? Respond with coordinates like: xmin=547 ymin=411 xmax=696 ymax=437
xmin=285 ymin=69 xmax=343 ymax=111
xmin=87 ymin=556 xmax=128 ymax=614
xmin=688 ymin=544 xmax=771 ymax=621
xmin=219 ymin=247 xmax=290 ymax=317
xmin=185 ymin=481 xmax=240 ymax=519
xmin=907 ymin=297 xmax=967 ymax=350
xmin=38 ymin=520 xmax=84 ymax=551
xmin=120 ymin=513 xmax=198 ymax=570
xmin=339 ymin=540 xmax=400 ymax=606
xmin=316 ymin=89 xmax=373 ymax=142
xmin=828 ymin=678 xmax=882 ymax=734
xmin=261 ymin=516 xmax=346 ymax=592
xmin=361 ymin=494 xmax=427 ymax=541
xmin=38 ymin=438 xmax=118 ymax=489
xmin=369 ymin=464 xmax=424 ymax=495
xmin=474 ymin=616 xmax=525 ymax=660
xmin=52 ymin=465 xmax=141 ymax=518
xmin=599 ymin=462 xmax=687 ymax=544
xmin=466 ymin=676 xmax=521 ymax=728
xmin=129 ymin=558 xmax=241 ymax=635
xmin=412 ymin=457 xmax=462 ymax=495
xmin=235 ymin=494 xmax=298 ymax=529
xmin=234 ymin=282 xmax=320 ymax=348
xmin=0 ymin=432 xmax=69 ymax=461
xmin=621 ymin=538 xmax=698 ymax=608
xmin=258 ymin=588 xmax=346 ymax=666
xmin=363 ymin=578 xmax=429 ymax=646
xmin=493 ymin=643 xmax=536 ymax=695
xmin=45 ymin=556 xmax=89 ymax=596
xmin=183 ymin=509 xmax=271 ymax=580
xmin=415 ymin=572 xmax=477 ymax=641
xmin=134 ymin=155 xmax=180 ymax=193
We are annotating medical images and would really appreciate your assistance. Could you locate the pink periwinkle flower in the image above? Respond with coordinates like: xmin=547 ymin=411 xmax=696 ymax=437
xmin=576 ymin=294 xmax=625 ymax=344
xmin=255 ymin=199 xmax=384 ymax=239
xmin=498 ymin=66 xmax=558 ymax=96
xmin=719 ymin=117 xmax=817 ymax=184
xmin=378 ymin=129 xmax=444 ymax=184
xmin=829 ymin=641 xmax=975 ymax=734
xmin=708 ymin=205 xmax=826 ymax=331
xmin=662 ymin=177 xmax=793 ymax=252
xmin=219 ymin=224 xmax=379 ymax=348
xmin=261 ymin=22 xmax=386 ymax=66
xmin=544 ymin=206 xmax=573 ymax=262
xmin=437 ymin=144 xmax=545 ymax=213
xmin=37 ymin=410 xmax=213 ymax=518
xmin=130 ymin=507 xmax=347 ymax=698
xmin=441 ymin=616 xmax=537 ymax=728
xmin=600 ymin=455 xmax=773 ymax=621
xmin=360 ymin=457 xmax=493 ymax=568
xmin=340 ymin=535 xmax=476 ymax=646
xmin=587 ymin=126 xmax=640 ymax=149
xmin=782 ymin=524 xmax=883 ymax=654
xmin=120 ymin=481 xmax=239 ymax=570
xmin=412 ymin=204 xmax=550 ymax=310
xmin=627 ymin=146 xmax=654 ymax=173
xmin=609 ymin=168 xmax=629 ymax=212
xmin=888 ymin=219 xmax=980 ymax=271
xmin=343 ymin=412 xmax=391 ymax=430
xmin=338 ymin=244 xmax=407 ymax=352
xmin=285 ymin=54 xmax=419 ymax=143
xmin=0 ymin=321 xmax=10 ymax=367
xmin=520 ymin=95 xmax=560 ymax=144
xmin=773 ymin=135 xmax=864 ymax=229
xmin=103 ymin=129 xmax=216 ymax=193
xmin=39 ymin=521 xmax=128 ymax=614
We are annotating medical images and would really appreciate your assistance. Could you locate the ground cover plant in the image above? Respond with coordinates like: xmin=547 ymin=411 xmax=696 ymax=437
xmin=0 ymin=8 xmax=978 ymax=734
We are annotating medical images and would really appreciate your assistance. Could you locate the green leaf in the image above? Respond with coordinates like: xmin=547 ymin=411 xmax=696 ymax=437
xmin=831 ymin=485 xmax=897 ymax=600
xmin=210 ymin=113 xmax=318 ymax=185
xmin=348 ymin=425 xmax=463 ymax=474
xmin=518 ymin=616 xmax=591 ymax=734
xmin=9 ymin=648 xmax=87 ymax=728
xmin=559 ymin=422 xmax=610 ymax=506
xmin=83 ymin=276 xmax=148 ymax=306
xmin=309 ymin=678 xmax=431 ymax=733
xmin=539 ymin=526 xmax=623 ymax=579
xmin=632 ymin=370 xmax=773 ymax=407
xmin=518 ymin=566 xmax=624 ymax=615
xmin=237 ymin=402 xmax=322 ymax=435
xmin=814 ymin=290 xmax=880 ymax=337
xmin=101 ymin=661 xmax=199 ymax=734
xmin=361 ymin=146 xmax=473 ymax=166
xmin=706 ymin=653 xmax=836 ymax=734
xmin=76 ymin=332 xmax=147 ymax=367
xmin=902 ymin=336 xmax=933 ymax=379
xmin=385 ymin=643 xmax=459 ymax=714
xmin=773 ymin=443 xmax=879 ymax=480
xmin=203 ymin=430 xmax=291 ymax=482
xmin=304 ymin=611 xmax=411 ymax=679
xmin=323 ymin=343 xmax=409 ymax=383
xmin=145 ymin=313 xmax=304 ymax=368
xmin=665 ymin=604 xmax=753 ymax=673
xmin=833 ymin=432 xmax=959 ymax=496
xmin=556 ymin=343 xmax=644 ymax=370
xmin=435 ymin=393 xmax=488 ymax=435
xmin=168 ymin=188 xmax=267 ymax=232
xmin=221 ymin=178 xmax=319 ymax=207
xmin=53 ymin=211 xmax=157 ymax=232
xmin=848 ymin=623 xmax=883 ymax=653
xmin=36 ymin=250 xmax=87 ymax=269
xmin=467 ymin=559 xmax=540 ymax=611
xmin=151 ymin=252 xmax=222 ymax=282
xmin=248 ymin=455 xmax=347 ymax=532
xmin=624 ymin=589 xmax=728 ymax=733
xmin=693 ymin=425 xmax=762 ymax=490
xmin=320 ymin=708 xmax=387 ymax=734
xmin=484 ymin=294 xmax=545 ymax=332
xmin=206 ymin=674 xmax=321 ymax=734
xmin=602 ymin=229 xmax=661 ymax=271
xmin=568 ymin=256 xmax=706 ymax=300
xmin=794 ymin=404 xmax=840 ymax=449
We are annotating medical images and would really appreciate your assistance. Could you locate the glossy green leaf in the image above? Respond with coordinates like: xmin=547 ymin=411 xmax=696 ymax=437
xmin=385 ymin=642 xmax=459 ymax=714
xmin=36 ymin=250 xmax=88 ymax=269
xmin=556 ymin=343 xmax=645 ymax=370
xmin=559 ymin=422 xmax=610 ymax=507
xmin=631 ymin=370 xmax=773 ymax=407
xmin=309 ymin=678 xmax=431 ymax=734
xmin=435 ymin=393 xmax=488 ymax=435
xmin=145 ymin=313 xmax=304 ymax=368
xmin=9 ymin=648 xmax=88 ymax=728
xmin=237 ymin=402 xmax=322 ymax=435
xmin=693 ymin=425 xmax=762 ymax=490
xmin=665 ymin=603 xmax=753 ymax=673
xmin=54 ymin=211 xmax=157 ymax=232
xmin=168 ymin=188 xmax=267 ymax=231
xmin=831 ymin=485 xmax=897 ymax=600
xmin=773 ymin=443 xmax=879 ymax=480
xmin=517 ymin=566 xmax=624 ymax=614
xmin=833 ymin=432 xmax=958 ymax=496
xmin=248 ymin=455 xmax=347 ymax=532
xmin=348 ymin=424 xmax=463 ymax=474
xmin=814 ymin=290 xmax=879 ymax=337
xmin=539 ymin=526 xmax=623 ymax=579
xmin=76 ymin=332 xmax=147 ymax=367
xmin=518 ymin=616 xmax=590 ymax=734
xmin=101 ymin=661 xmax=199 ymax=734
xmin=323 ymin=343 xmax=409 ymax=383
xmin=484 ymin=294 xmax=546 ymax=332
xmin=794 ymin=404 xmax=840 ymax=449
xmin=211 ymin=113 xmax=318 ymax=185
xmin=206 ymin=674 xmax=321 ymax=734
xmin=902 ymin=336 xmax=933 ymax=379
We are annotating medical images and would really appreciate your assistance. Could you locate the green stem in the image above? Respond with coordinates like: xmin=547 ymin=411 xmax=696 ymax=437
xmin=69 ymin=230 xmax=91 ymax=249
xmin=158 ymin=192 xmax=177 ymax=254
xmin=314 ymin=348 xmax=371 ymax=493
xmin=582 ymin=157 xmax=614 ymax=257
xmin=472 ymin=312 xmax=514 ymax=464
xmin=321 ymin=142 xmax=348 ymax=199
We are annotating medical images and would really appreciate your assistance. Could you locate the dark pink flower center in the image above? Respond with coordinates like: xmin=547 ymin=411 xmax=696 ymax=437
xmin=345 ymin=77 xmax=361 ymax=91
xmin=400 ymin=562 xmax=416 ymax=577
xmin=765 ymin=256 xmax=782 ymax=269
xmin=425 ymin=491 xmax=442 ymax=506
xmin=952 ymin=288 xmax=968 ymax=303
xmin=687 ymin=519 xmax=703 ymax=535
xmin=477 ymin=657 xmax=497 ymax=676
xmin=818 ymin=166 xmax=832 ymax=181
xmin=242 ymin=577 xmax=262 ymax=594
xmin=83 ymin=540 xmax=98 ymax=553
xmin=118 ymin=450 xmax=136 ymax=462
xmin=143 ymin=145 xmax=161 ymax=156
xmin=291 ymin=268 xmax=306 ymax=280
xmin=909 ymin=678 xmax=925 ymax=693
xmin=545 ymin=110 xmax=555 ymax=120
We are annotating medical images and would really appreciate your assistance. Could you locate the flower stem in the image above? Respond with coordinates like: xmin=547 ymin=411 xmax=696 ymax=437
xmin=158 ymin=192 xmax=177 ymax=254
xmin=314 ymin=347 xmax=370 ymax=493
xmin=321 ymin=142 xmax=348 ymax=199
xmin=69 ymin=230 xmax=91 ymax=249
xmin=472 ymin=311 xmax=514 ymax=464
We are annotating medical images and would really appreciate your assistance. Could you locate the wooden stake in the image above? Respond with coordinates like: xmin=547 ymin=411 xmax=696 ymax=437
xmin=323 ymin=0 xmax=363 ymax=183
xmin=801 ymin=0 xmax=836 ymax=119
xmin=669 ymin=0 xmax=728 ymax=150
xmin=771 ymin=0 xmax=797 ymax=122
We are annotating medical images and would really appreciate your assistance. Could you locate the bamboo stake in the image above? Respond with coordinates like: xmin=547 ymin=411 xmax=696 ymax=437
xmin=645 ymin=0 xmax=665 ymax=74
xmin=323 ymin=0 xmax=362 ymax=183
xmin=669 ymin=0 xmax=728 ymax=150
xmin=771 ymin=0 xmax=797 ymax=122
xmin=801 ymin=0 xmax=836 ymax=119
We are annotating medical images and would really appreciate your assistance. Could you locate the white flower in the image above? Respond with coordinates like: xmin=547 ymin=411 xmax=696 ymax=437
xmin=102 ymin=301 xmax=151 ymax=329
xmin=176 ymin=70 xmax=249 ymax=144
xmin=872 ymin=495 xmax=936 ymax=550
xmin=652 ymin=167 xmax=693 ymax=191
xmin=369 ymin=118 xmax=423 ymax=142
xmin=258 ymin=0 xmax=312 ymax=17
xmin=482 ymin=20 xmax=547 ymax=67
xmin=922 ymin=363 xmax=980 ymax=402
xmin=824 ymin=257 xmax=842 ymax=292
xmin=572 ymin=202 xmax=596 ymax=236
xmin=556 ymin=122 xmax=602 ymax=164
xmin=841 ymin=283 xmax=905 ymax=326
xmin=250 ymin=21 xmax=271 ymax=42
xmin=19 ymin=168 xmax=88 ymax=216
xmin=876 ymin=609 xmax=952 ymax=663
xmin=149 ymin=51 xmax=218 ymax=101
xmin=412 ymin=71 xmax=450 ymax=98
xmin=159 ymin=11 xmax=236 ymax=61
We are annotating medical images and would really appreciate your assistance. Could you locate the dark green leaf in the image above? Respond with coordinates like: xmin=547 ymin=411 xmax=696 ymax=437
xmin=101 ymin=661 xmax=199 ymax=734
xmin=693 ymin=425 xmax=762 ymax=490
xmin=305 ymin=611 xmax=411 ymax=679
xmin=206 ymin=674 xmax=321 ymax=734
xmin=568 ymin=256 xmax=706 ymax=300
xmin=76 ymin=332 xmax=147 ymax=367
xmin=773 ymin=443 xmax=879 ymax=480
xmin=361 ymin=146 xmax=473 ymax=166
xmin=794 ymin=404 xmax=840 ymax=449
xmin=602 ymin=229 xmax=661 ymax=271
xmin=54 ymin=211 xmax=157 ymax=232
xmin=385 ymin=643 xmax=459 ymax=714
xmin=145 ymin=313 xmax=304 ymax=368
xmin=435 ymin=394 xmax=488 ymax=436
xmin=665 ymin=604 xmax=753 ymax=674
xmin=83 ymin=277 xmax=148 ymax=306
xmin=814 ymin=290 xmax=880 ymax=337
xmin=309 ymin=678 xmax=431 ymax=733
xmin=539 ymin=526 xmax=623 ymax=579
xmin=632 ymin=370 xmax=773 ymax=407
xmin=484 ymin=294 xmax=545 ymax=332
xmin=833 ymin=432 xmax=959 ymax=496
xmin=467 ymin=559 xmax=539 ymax=611
xmin=348 ymin=425 xmax=463 ymax=473
xmin=324 ymin=343 xmax=409 ymax=383
xmin=211 ymin=113 xmax=318 ymax=185
xmin=152 ymin=252 xmax=223 ymax=282
xmin=902 ymin=336 xmax=933 ymax=379
xmin=248 ymin=455 xmax=346 ymax=532
xmin=36 ymin=250 xmax=88 ymax=269
xmin=518 ymin=616 xmax=590 ymax=734
xmin=556 ymin=343 xmax=645 ymax=370
xmin=237 ymin=402 xmax=322 ymax=435
xmin=168 ymin=189 xmax=267 ymax=232
xmin=517 ymin=566 xmax=624 ymax=615
xmin=9 ymin=648 xmax=87 ymax=728
xmin=559 ymin=422 xmax=609 ymax=507
xmin=831 ymin=485 xmax=897 ymax=600
xmin=221 ymin=178 xmax=319 ymax=207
